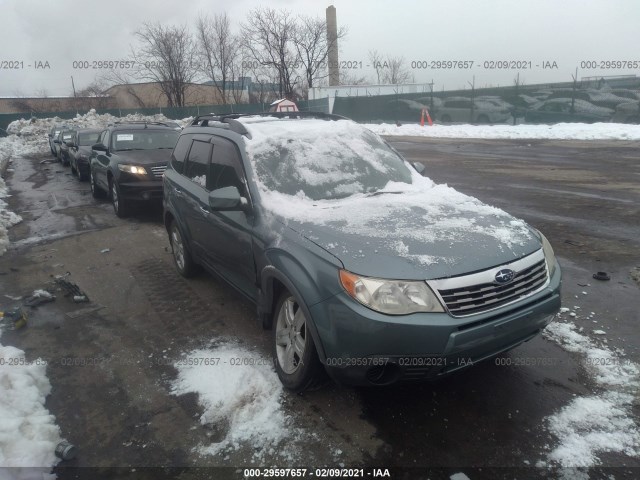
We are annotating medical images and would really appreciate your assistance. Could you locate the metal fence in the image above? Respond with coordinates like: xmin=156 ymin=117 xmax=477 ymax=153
xmin=0 ymin=98 xmax=330 ymax=136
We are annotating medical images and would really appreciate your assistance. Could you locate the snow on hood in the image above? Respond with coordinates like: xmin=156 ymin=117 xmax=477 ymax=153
xmin=261 ymin=179 xmax=540 ymax=278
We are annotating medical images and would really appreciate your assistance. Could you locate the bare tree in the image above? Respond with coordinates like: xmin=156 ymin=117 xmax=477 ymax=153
xmin=339 ymin=69 xmax=368 ymax=86
xmin=241 ymin=7 xmax=301 ymax=100
xmin=195 ymin=13 xmax=240 ymax=104
xmin=132 ymin=22 xmax=199 ymax=107
xmin=75 ymin=79 xmax=112 ymax=109
xmin=368 ymin=50 xmax=383 ymax=84
xmin=381 ymin=56 xmax=412 ymax=85
xmin=101 ymin=69 xmax=149 ymax=107
xmin=292 ymin=15 xmax=346 ymax=91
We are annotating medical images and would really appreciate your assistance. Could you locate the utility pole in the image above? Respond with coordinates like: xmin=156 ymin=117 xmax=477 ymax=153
xmin=71 ymin=76 xmax=77 ymax=97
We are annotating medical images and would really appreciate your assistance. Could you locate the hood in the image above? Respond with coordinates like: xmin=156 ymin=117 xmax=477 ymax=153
xmin=114 ymin=149 xmax=173 ymax=165
xmin=266 ymin=181 xmax=542 ymax=281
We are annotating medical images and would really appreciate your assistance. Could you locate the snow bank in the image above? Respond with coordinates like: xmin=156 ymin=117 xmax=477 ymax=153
xmin=0 ymin=174 xmax=23 ymax=256
xmin=171 ymin=343 xmax=299 ymax=462
xmin=365 ymin=122 xmax=640 ymax=140
xmin=0 ymin=331 xmax=61 ymax=478
xmin=541 ymin=310 xmax=640 ymax=468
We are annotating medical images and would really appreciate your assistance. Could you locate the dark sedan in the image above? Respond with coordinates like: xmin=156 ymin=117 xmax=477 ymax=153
xmin=48 ymin=125 xmax=65 ymax=156
xmin=54 ymin=129 xmax=75 ymax=165
xmin=89 ymin=122 xmax=179 ymax=217
xmin=68 ymin=129 xmax=101 ymax=181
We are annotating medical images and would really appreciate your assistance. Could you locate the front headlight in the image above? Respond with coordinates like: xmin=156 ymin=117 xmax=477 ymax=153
xmin=118 ymin=164 xmax=147 ymax=175
xmin=540 ymin=232 xmax=558 ymax=277
xmin=339 ymin=270 xmax=444 ymax=315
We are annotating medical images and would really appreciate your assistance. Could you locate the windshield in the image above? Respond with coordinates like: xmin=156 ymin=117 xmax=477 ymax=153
xmin=79 ymin=132 xmax=101 ymax=146
xmin=111 ymin=130 xmax=179 ymax=152
xmin=247 ymin=121 xmax=413 ymax=200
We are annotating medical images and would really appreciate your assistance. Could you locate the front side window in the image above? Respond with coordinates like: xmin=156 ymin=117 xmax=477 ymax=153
xmin=210 ymin=137 xmax=245 ymax=193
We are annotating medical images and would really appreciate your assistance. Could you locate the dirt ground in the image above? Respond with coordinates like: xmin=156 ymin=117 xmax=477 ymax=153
xmin=1 ymin=138 xmax=639 ymax=479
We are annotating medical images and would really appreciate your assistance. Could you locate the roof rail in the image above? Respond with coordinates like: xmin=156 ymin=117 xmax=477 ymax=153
xmin=190 ymin=114 xmax=255 ymax=137
xmin=219 ymin=111 xmax=348 ymax=122
xmin=188 ymin=111 xmax=348 ymax=138
xmin=109 ymin=121 xmax=172 ymax=128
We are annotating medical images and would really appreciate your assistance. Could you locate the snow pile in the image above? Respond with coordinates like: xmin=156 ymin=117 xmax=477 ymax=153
xmin=541 ymin=310 xmax=640 ymax=467
xmin=171 ymin=343 xmax=299 ymax=462
xmin=545 ymin=392 xmax=639 ymax=468
xmin=0 ymin=109 xmax=187 ymax=256
xmin=0 ymin=331 xmax=61 ymax=477
xmin=0 ymin=175 xmax=23 ymax=256
xmin=365 ymin=122 xmax=640 ymax=140
xmin=244 ymin=119 xmax=536 ymax=256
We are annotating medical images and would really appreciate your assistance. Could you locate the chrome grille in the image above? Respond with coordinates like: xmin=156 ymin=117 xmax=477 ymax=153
xmin=434 ymin=254 xmax=548 ymax=317
xmin=150 ymin=165 xmax=167 ymax=178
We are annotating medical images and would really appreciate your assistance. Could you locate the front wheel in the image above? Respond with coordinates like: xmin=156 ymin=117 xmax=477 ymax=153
xmin=273 ymin=292 xmax=323 ymax=392
xmin=110 ymin=179 xmax=128 ymax=218
xmin=90 ymin=169 xmax=104 ymax=198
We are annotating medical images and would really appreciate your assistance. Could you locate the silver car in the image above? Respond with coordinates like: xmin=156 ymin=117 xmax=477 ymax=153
xmin=436 ymin=96 xmax=511 ymax=124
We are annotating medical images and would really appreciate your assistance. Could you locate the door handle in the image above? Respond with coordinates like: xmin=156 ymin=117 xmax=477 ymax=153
xmin=174 ymin=188 xmax=183 ymax=197
xmin=199 ymin=206 xmax=210 ymax=216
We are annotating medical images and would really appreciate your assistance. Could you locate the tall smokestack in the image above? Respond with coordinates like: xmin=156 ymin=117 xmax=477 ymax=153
xmin=326 ymin=5 xmax=339 ymax=86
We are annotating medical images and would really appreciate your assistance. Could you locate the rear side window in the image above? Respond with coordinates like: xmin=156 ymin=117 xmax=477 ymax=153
xmin=184 ymin=140 xmax=212 ymax=189
xmin=171 ymin=134 xmax=193 ymax=174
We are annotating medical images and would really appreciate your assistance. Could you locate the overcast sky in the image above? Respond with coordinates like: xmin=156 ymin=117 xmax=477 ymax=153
xmin=0 ymin=0 xmax=638 ymax=97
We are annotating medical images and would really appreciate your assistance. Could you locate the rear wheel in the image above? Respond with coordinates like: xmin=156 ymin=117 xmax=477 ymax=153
xmin=169 ymin=220 xmax=198 ymax=277
xmin=273 ymin=291 xmax=323 ymax=392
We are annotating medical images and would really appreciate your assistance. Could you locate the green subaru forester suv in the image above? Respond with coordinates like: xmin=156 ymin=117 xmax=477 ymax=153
xmin=163 ymin=112 xmax=561 ymax=391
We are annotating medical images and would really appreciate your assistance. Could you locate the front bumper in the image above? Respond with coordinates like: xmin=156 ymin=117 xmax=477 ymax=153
xmin=310 ymin=265 xmax=561 ymax=386
xmin=118 ymin=179 xmax=163 ymax=201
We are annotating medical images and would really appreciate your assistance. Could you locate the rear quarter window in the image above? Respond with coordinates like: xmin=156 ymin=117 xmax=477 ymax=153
xmin=170 ymin=134 xmax=194 ymax=174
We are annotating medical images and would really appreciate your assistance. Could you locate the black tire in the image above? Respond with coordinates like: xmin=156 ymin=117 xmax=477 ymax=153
xmin=169 ymin=220 xmax=198 ymax=278
xmin=110 ymin=179 xmax=128 ymax=218
xmin=90 ymin=169 xmax=105 ymax=198
xmin=70 ymin=161 xmax=77 ymax=177
xmin=78 ymin=168 xmax=88 ymax=182
xmin=272 ymin=291 xmax=324 ymax=392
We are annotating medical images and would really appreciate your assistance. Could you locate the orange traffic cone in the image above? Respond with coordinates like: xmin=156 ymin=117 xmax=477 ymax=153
xmin=420 ymin=109 xmax=425 ymax=127
xmin=425 ymin=109 xmax=433 ymax=126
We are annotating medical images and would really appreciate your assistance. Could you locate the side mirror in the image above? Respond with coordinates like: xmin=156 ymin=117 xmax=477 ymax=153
xmin=92 ymin=143 xmax=107 ymax=152
xmin=208 ymin=186 xmax=249 ymax=212
xmin=412 ymin=162 xmax=426 ymax=174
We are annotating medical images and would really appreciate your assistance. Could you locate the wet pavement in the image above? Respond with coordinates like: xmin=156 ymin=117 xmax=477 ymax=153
xmin=1 ymin=139 xmax=639 ymax=479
